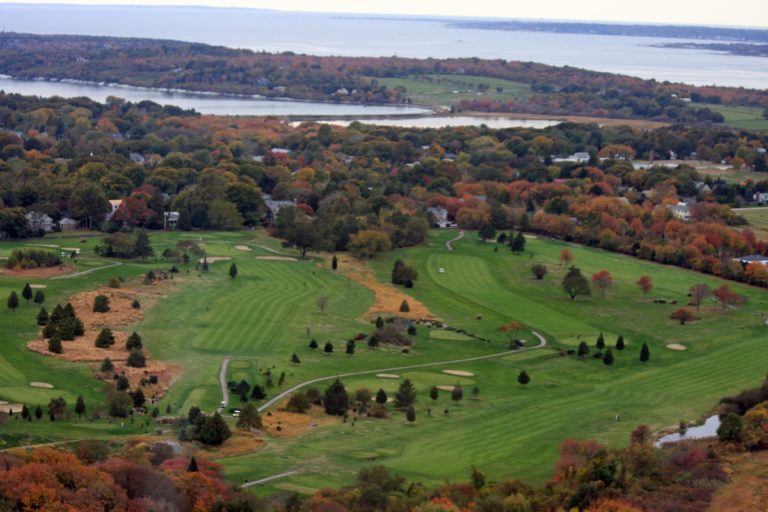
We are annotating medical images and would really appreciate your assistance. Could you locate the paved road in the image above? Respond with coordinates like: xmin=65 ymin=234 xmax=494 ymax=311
xmin=445 ymin=230 xmax=465 ymax=251
xmin=240 ymin=470 xmax=301 ymax=488
xmin=257 ymin=331 xmax=547 ymax=413
xmin=218 ymin=357 xmax=232 ymax=412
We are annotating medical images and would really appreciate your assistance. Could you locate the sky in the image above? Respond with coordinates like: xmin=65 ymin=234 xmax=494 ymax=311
xmin=2 ymin=0 xmax=767 ymax=28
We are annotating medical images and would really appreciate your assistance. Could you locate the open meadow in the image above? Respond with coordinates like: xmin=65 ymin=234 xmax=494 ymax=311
xmin=1 ymin=229 xmax=767 ymax=495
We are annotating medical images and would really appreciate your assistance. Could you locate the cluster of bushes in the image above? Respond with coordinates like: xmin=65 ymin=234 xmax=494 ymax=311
xmin=368 ymin=317 xmax=415 ymax=347
xmin=178 ymin=407 xmax=231 ymax=445
xmin=4 ymin=249 xmax=61 ymax=269
xmin=38 ymin=303 xmax=85 ymax=353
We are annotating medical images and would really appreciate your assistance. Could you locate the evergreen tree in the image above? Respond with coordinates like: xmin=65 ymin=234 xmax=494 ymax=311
xmin=616 ymin=335 xmax=625 ymax=351
xmin=562 ymin=266 xmax=591 ymax=300
xmin=399 ymin=300 xmax=410 ymax=313
xmin=127 ymin=349 xmax=146 ymax=368
xmin=134 ymin=230 xmax=154 ymax=260
xmin=236 ymin=402 xmax=263 ymax=431
xmin=229 ymin=262 xmax=238 ymax=279
xmin=406 ymin=405 xmax=416 ymax=424
xmin=7 ymin=291 xmax=19 ymax=312
xmin=95 ymin=328 xmax=115 ymax=348
xmin=126 ymin=332 xmax=143 ymax=350
xmin=640 ymin=343 xmax=650 ymax=364
xmin=34 ymin=405 xmax=43 ymax=420
xmin=596 ymin=332 xmax=605 ymax=350
xmin=93 ymin=294 xmax=110 ymax=313
xmin=451 ymin=384 xmax=463 ymax=403
xmin=63 ymin=303 xmax=76 ymax=319
xmin=187 ymin=456 xmax=199 ymax=472
xmin=332 ymin=255 xmax=338 ymax=270
xmin=115 ymin=375 xmax=130 ymax=391
xmin=323 ymin=379 xmax=349 ymax=416
xmin=345 ymin=339 xmax=355 ymax=355
xmin=375 ymin=388 xmax=388 ymax=404
xmin=251 ymin=384 xmax=266 ymax=400
xmin=100 ymin=357 xmax=114 ymax=373
xmin=75 ymin=395 xmax=86 ymax=418
xmin=518 ymin=370 xmax=530 ymax=386
xmin=33 ymin=289 xmax=45 ymax=306
xmin=577 ymin=341 xmax=590 ymax=357
xmin=36 ymin=307 xmax=49 ymax=326
xmin=308 ymin=338 xmax=318 ymax=349
xmin=201 ymin=257 xmax=209 ymax=272
xmin=131 ymin=388 xmax=145 ymax=407
xmin=430 ymin=386 xmax=439 ymax=400
xmin=324 ymin=341 xmax=334 ymax=353
xmin=21 ymin=404 xmax=29 ymax=420
xmin=48 ymin=333 xmax=63 ymax=354
xmin=478 ymin=223 xmax=496 ymax=242
xmin=291 ymin=352 xmax=301 ymax=364
xmin=394 ymin=378 xmax=416 ymax=408
xmin=375 ymin=316 xmax=384 ymax=329
xmin=509 ymin=231 xmax=526 ymax=253
xmin=22 ymin=283 xmax=33 ymax=303
xmin=50 ymin=304 xmax=64 ymax=324
xmin=603 ymin=348 xmax=614 ymax=366
xmin=199 ymin=412 xmax=232 ymax=445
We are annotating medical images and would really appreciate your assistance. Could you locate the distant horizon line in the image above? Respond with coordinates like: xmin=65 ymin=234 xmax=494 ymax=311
xmin=0 ymin=2 xmax=766 ymax=31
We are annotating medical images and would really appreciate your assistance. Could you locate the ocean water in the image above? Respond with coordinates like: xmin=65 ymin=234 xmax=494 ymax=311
xmin=1 ymin=4 xmax=766 ymax=89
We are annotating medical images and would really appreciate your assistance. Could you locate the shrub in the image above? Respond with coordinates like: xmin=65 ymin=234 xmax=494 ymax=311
xmin=93 ymin=294 xmax=110 ymax=313
xmin=368 ymin=403 xmax=389 ymax=418
xmin=48 ymin=334 xmax=63 ymax=354
xmin=95 ymin=328 xmax=115 ymax=348
xmin=131 ymin=299 xmax=141 ymax=309
xmin=4 ymin=249 xmax=61 ymax=269
xmin=125 ymin=332 xmax=143 ymax=350
xmin=399 ymin=300 xmax=410 ymax=313
xmin=126 ymin=349 xmax=146 ymax=368
xmin=286 ymin=392 xmax=312 ymax=413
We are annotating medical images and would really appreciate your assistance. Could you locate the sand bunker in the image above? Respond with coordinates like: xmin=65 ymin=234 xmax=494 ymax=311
xmin=199 ymin=256 xmax=232 ymax=263
xmin=234 ymin=245 xmax=252 ymax=251
xmin=332 ymin=253 xmax=438 ymax=321
xmin=436 ymin=385 xmax=456 ymax=391
xmin=442 ymin=370 xmax=474 ymax=377
xmin=29 ymin=284 xmax=47 ymax=289
xmin=256 ymin=256 xmax=298 ymax=261
xmin=30 ymin=381 xmax=53 ymax=389
xmin=376 ymin=373 xmax=400 ymax=379
xmin=667 ymin=344 xmax=687 ymax=351
xmin=0 ymin=404 xmax=24 ymax=414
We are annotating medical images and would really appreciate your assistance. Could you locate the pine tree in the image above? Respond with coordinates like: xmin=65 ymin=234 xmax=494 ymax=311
xmin=323 ymin=379 xmax=349 ymax=416
xmin=21 ymin=404 xmax=29 ymax=420
xmin=324 ymin=341 xmax=334 ymax=353
xmin=451 ymin=384 xmax=464 ymax=403
xmin=100 ymin=358 xmax=114 ymax=373
xmin=332 ymin=255 xmax=338 ymax=270
xmin=640 ymin=343 xmax=650 ymax=364
xmin=430 ymin=386 xmax=439 ymax=400
xmin=518 ymin=370 xmax=530 ymax=386
xmin=22 ymin=283 xmax=33 ymax=303
xmin=394 ymin=378 xmax=416 ymax=408
xmin=127 ymin=349 xmax=146 ymax=368
xmin=126 ymin=332 xmax=143 ymax=350
xmin=95 ymin=328 xmax=115 ymax=348
xmin=75 ymin=395 xmax=86 ymax=418
xmin=251 ymin=384 xmax=266 ymax=400
xmin=7 ymin=291 xmax=19 ymax=312
xmin=48 ymin=333 xmax=63 ymax=354
xmin=406 ymin=405 xmax=416 ymax=424
xmin=616 ymin=335 xmax=625 ymax=351
xmin=229 ymin=262 xmax=238 ymax=279
xmin=596 ymin=332 xmax=605 ymax=350
xmin=291 ymin=353 xmax=301 ymax=364
xmin=33 ymin=289 xmax=45 ymax=306
xmin=399 ymin=300 xmax=410 ymax=313
xmin=603 ymin=348 xmax=614 ymax=366
xmin=134 ymin=230 xmax=154 ymax=260
xmin=93 ymin=294 xmax=110 ymax=313
xmin=308 ymin=338 xmax=318 ymax=349
xmin=34 ymin=405 xmax=43 ymax=420
xmin=345 ymin=340 xmax=355 ymax=355
xmin=36 ymin=307 xmax=49 ymax=326
xmin=187 ymin=456 xmax=199 ymax=472
xmin=509 ymin=231 xmax=526 ymax=253
xmin=577 ymin=341 xmax=590 ymax=357
xmin=199 ymin=412 xmax=232 ymax=445
xmin=375 ymin=388 xmax=388 ymax=404
xmin=375 ymin=316 xmax=384 ymax=329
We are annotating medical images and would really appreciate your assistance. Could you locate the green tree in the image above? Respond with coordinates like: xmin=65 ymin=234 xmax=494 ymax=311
xmin=22 ymin=283 xmax=32 ymax=303
xmin=324 ymin=341 xmax=334 ymax=353
xmin=100 ymin=357 xmax=114 ymax=373
xmin=291 ymin=352 xmax=301 ymax=364
xmin=596 ymin=332 xmax=605 ymax=350
xmin=323 ymin=379 xmax=349 ymax=416
xmin=236 ymin=403 xmax=263 ymax=430
xmin=430 ymin=386 xmax=439 ymax=401
xmin=399 ymin=300 xmax=410 ymax=313
xmin=603 ymin=348 xmax=614 ymax=366
xmin=394 ymin=378 xmax=416 ymax=408
xmin=93 ymin=294 xmax=110 ymax=313
xmin=115 ymin=375 xmax=129 ymax=391
xmin=509 ymin=231 xmax=526 ymax=253
xmin=308 ymin=339 xmax=318 ymax=349
xmin=131 ymin=388 xmax=145 ymax=408
xmin=36 ymin=307 xmax=49 ymax=326
xmin=286 ymin=392 xmax=312 ymax=413
xmin=518 ymin=370 xmax=530 ymax=386
xmin=95 ymin=328 xmax=115 ymax=348
xmin=74 ymin=395 xmax=86 ymax=418
xmin=33 ymin=289 xmax=45 ymax=306
xmin=48 ymin=333 xmax=63 ymax=354
xmin=34 ymin=404 xmax=43 ymax=420
xmin=471 ymin=466 xmax=486 ymax=490
xmin=718 ymin=412 xmax=743 ymax=443
xmin=332 ymin=255 xmax=338 ymax=270
xmin=531 ymin=263 xmax=548 ymax=280
xmin=21 ymin=404 xmax=30 ymax=420
xmin=406 ymin=405 xmax=416 ymax=424
xmin=229 ymin=262 xmax=238 ymax=279
xmin=7 ymin=291 xmax=19 ymax=312
xmin=345 ymin=339 xmax=356 ymax=355
xmin=375 ymin=388 xmax=388 ymax=404
xmin=451 ymin=384 xmax=464 ymax=403
xmin=127 ymin=349 xmax=146 ymax=368
xmin=391 ymin=259 xmax=418 ymax=285
xmin=134 ymin=230 xmax=154 ymax=260
xmin=640 ymin=343 xmax=650 ymax=364
xmin=478 ymin=223 xmax=496 ymax=242
xmin=199 ymin=412 xmax=232 ymax=445
xmin=69 ymin=182 xmax=110 ymax=229
xmin=616 ymin=335 xmax=625 ymax=350
xmin=577 ymin=341 xmax=590 ymax=357
xmin=562 ymin=266 xmax=591 ymax=300
xmin=126 ymin=332 xmax=143 ymax=350
xmin=201 ymin=257 xmax=209 ymax=272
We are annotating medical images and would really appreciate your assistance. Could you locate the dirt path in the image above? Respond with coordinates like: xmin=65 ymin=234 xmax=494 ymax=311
xmin=218 ymin=357 xmax=232 ymax=411
xmin=258 ymin=331 xmax=547 ymax=413
xmin=240 ymin=470 xmax=301 ymax=489
xmin=446 ymin=230 xmax=464 ymax=251
xmin=50 ymin=261 xmax=122 ymax=280
xmin=0 ymin=439 xmax=76 ymax=452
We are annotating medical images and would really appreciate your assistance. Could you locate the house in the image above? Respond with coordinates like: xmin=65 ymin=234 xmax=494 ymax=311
xmin=263 ymin=194 xmax=295 ymax=224
xmin=668 ymin=202 xmax=691 ymax=221
xmin=270 ymin=148 xmax=291 ymax=156
xmin=754 ymin=192 xmax=768 ymax=205
xmin=106 ymin=199 xmax=123 ymax=220
xmin=59 ymin=217 xmax=79 ymax=230
xmin=735 ymin=254 xmax=768 ymax=266
xmin=427 ymin=207 xmax=455 ymax=228
xmin=163 ymin=211 xmax=180 ymax=229
xmin=552 ymin=152 xmax=590 ymax=164
xmin=129 ymin=152 xmax=145 ymax=165
xmin=25 ymin=212 xmax=54 ymax=233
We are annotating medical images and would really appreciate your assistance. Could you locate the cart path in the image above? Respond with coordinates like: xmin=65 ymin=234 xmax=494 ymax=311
xmin=218 ymin=357 xmax=232 ymax=412
xmin=50 ymin=261 xmax=123 ymax=279
xmin=257 ymin=331 xmax=547 ymax=413
xmin=445 ymin=230 xmax=465 ymax=251
xmin=240 ymin=470 xmax=301 ymax=488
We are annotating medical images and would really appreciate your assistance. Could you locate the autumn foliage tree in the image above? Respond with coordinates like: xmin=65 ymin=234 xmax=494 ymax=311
xmin=713 ymin=285 xmax=745 ymax=310
xmin=671 ymin=308 xmax=695 ymax=325
xmin=559 ymin=248 xmax=574 ymax=267
xmin=636 ymin=275 xmax=652 ymax=297
xmin=591 ymin=270 xmax=613 ymax=298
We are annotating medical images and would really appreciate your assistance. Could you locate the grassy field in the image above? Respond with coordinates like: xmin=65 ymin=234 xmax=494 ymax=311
xmin=693 ymin=102 xmax=768 ymax=130
xmin=737 ymin=207 xmax=768 ymax=242
xmin=2 ymin=229 xmax=768 ymax=494
xmin=375 ymin=74 xmax=530 ymax=108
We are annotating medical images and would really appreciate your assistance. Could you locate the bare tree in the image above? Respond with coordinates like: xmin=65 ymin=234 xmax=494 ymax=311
xmin=316 ymin=295 xmax=330 ymax=314
xmin=688 ymin=284 xmax=711 ymax=314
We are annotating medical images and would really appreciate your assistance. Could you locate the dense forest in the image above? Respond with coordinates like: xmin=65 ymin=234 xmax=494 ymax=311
xmin=1 ymin=33 xmax=767 ymax=123
xmin=0 ymin=91 xmax=767 ymax=288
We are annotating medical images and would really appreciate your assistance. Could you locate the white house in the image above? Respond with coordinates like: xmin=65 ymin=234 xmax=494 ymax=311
xmin=106 ymin=199 xmax=123 ymax=220
xmin=668 ymin=202 xmax=691 ymax=222
xmin=427 ymin=206 xmax=456 ymax=228
xmin=553 ymin=152 xmax=590 ymax=164
xmin=59 ymin=217 xmax=79 ymax=230
xmin=263 ymin=194 xmax=295 ymax=224
xmin=754 ymin=192 xmax=768 ymax=205
xmin=164 ymin=211 xmax=180 ymax=229
xmin=25 ymin=212 xmax=54 ymax=233
xmin=735 ymin=254 xmax=768 ymax=266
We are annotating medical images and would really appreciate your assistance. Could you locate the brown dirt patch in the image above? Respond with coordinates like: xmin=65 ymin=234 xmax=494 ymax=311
xmin=208 ymin=431 xmax=265 ymax=458
xmin=256 ymin=256 xmax=298 ymax=261
xmin=265 ymin=405 xmax=338 ymax=438
xmin=442 ymin=370 xmax=474 ymax=377
xmin=328 ymin=253 xmax=438 ymax=321
xmin=376 ymin=374 xmax=400 ymax=379
xmin=0 ymin=265 xmax=75 ymax=278
xmin=666 ymin=343 xmax=687 ymax=351
xmin=234 ymin=245 xmax=252 ymax=251
xmin=30 ymin=382 xmax=53 ymax=389
xmin=708 ymin=452 xmax=768 ymax=512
